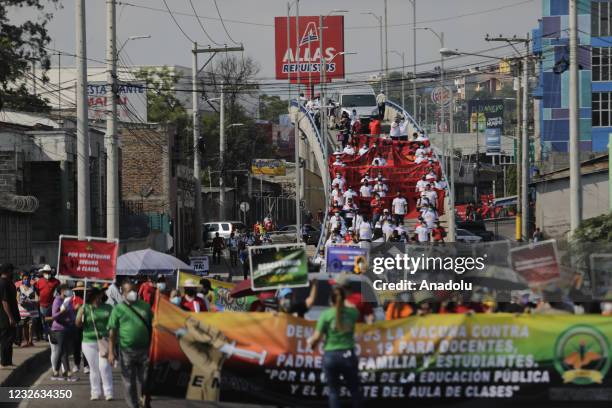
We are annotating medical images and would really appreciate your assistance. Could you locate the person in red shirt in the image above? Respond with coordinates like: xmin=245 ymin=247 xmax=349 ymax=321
xmin=180 ymin=280 xmax=207 ymax=312
xmin=369 ymin=116 xmax=381 ymax=136
xmin=138 ymin=276 xmax=156 ymax=306
xmin=431 ymin=222 xmax=447 ymax=243
xmin=370 ymin=193 xmax=384 ymax=225
xmin=33 ymin=265 xmax=60 ymax=335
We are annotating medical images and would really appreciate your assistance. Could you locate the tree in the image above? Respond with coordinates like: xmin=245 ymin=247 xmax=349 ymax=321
xmin=0 ymin=0 xmax=58 ymax=111
xmin=135 ymin=66 xmax=192 ymax=166
xmin=259 ymin=94 xmax=288 ymax=123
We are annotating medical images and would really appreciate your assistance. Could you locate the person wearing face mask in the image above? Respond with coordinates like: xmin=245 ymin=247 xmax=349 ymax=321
xmin=180 ymin=280 xmax=207 ymax=313
xmin=50 ymin=284 xmax=78 ymax=381
xmin=108 ymin=281 xmax=152 ymax=408
xmin=169 ymin=290 xmax=182 ymax=307
xmin=76 ymin=287 xmax=114 ymax=401
xmin=137 ymin=276 xmax=156 ymax=306
xmin=34 ymin=264 xmax=59 ymax=336
xmin=17 ymin=272 xmax=38 ymax=347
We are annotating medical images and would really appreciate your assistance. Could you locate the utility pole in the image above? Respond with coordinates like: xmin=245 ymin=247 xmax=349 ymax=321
xmin=219 ymin=84 xmax=225 ymax=220
xmin=569 ymin=0 xmax=582 ymax=233
xmin=384 ymin=0 xmax=389 ymax=94
xmin=191 ymin=45 xmax=243 ymax=249
xmin=192 ymin=42 xmax=202 ymax=250
xmin=319 ymin=14 xmax=328 ymax=196
xmin=410 ymin=0 xmax=417 ymax=119
xmin=485 ymin=35 xmax=531 ymax=240
xmin=106 ymin=0 xmax=119 ymax=240
xmin=295 ymin=0 xmax=301 ymax=243
xmin=521 ymin=56 xmax=529 ymax=241
xmin=76 ymin=0 xmax=90 ymax=239
xmin=31 ymin=61 xmax=37 ymax=96
xmin=448 ymin=89 xmax=456 ymax=242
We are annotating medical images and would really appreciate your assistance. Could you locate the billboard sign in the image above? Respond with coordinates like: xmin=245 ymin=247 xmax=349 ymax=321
xmin=189 ymin=256 xmax=210 ymax=276
xmin=485 ymin=127 xmax=502 ymax=155
xmin=57 ymin=235 xmax=118 ymax=282
xmin=88 ymin=81 xmax=147 ymax=123
xmin=468 ymin=99 xmax=504 ymax=131
xmin=274 ymin=16 xmax=345 ymax=82
xmin=431 ymin=86 xmax=451 ymax=106
xmin=251 ymin=159 xmax=286 ymax=176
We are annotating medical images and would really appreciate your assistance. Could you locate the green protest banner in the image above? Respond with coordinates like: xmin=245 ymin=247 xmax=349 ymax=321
xmin=248 ymin=243 xmax=308 ymax=291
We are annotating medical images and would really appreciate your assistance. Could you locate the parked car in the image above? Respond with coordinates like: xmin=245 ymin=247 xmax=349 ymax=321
xmin=292 ymin=272 xmax=385 ymax=322
xmin=457 ymin=221 xmax=495 ymax=241
xmin=456 ymin=228 xmax=483 ymax=243
xmin=203 ymin=221 xmax=246 ymax=246
xmin=273 ymin=224 xmax=321 ymax=245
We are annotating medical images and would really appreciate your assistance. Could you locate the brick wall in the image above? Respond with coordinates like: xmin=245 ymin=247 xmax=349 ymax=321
xmin=120 ymin=125 xmax=172 ymax=214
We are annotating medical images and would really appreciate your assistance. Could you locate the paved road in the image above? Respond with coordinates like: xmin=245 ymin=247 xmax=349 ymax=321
xmin=19 ymin=367 xmax=270 ymax=408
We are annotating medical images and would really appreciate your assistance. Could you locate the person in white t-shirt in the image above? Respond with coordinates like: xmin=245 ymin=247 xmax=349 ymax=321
xmin=375 ymin=171 xmax=387 ymax=183
xmin=382 ymin=219 xmax=394 ymax=241
xmin=331 ymin=186 xmax=345 ymax=207
xmin=414 ymin=153 xmax=427 ymax=164
xmin=425 ymin=170 xmax=437 ymax=182
xmin=421 ymin=205 xmax=437 ymax=229
xmin=394 ymin=222 xmax=407 ymax=236
xmin=415 ymin=144 xmax=427 ymax=158
xmin=358 ymin=216 xmax=373 ymax=242
xmin=380 ymin=208 xmax=392 ymax=224
xmin=416 ymin=131 xmax=429 ymax=142
xmin=331 ymin=173 xmax=345 ymax=191
xmin=435 ymin=176 xmax=448 ymax=191
xmin=415 ymin=220 xmax=430 ymax=242
xmin=359 ymin=181 xmax=372 ymax=198
xmin=358 ymin=144 xmax=369 ymax=156
xmin=342 ymin=145 xmax=355 ymax=156
xmin=372 ymin=180 xmax=388 ymax=197
xmin=421 ymin=184 xmax=438 ymax=209
xmin=342 ymin=198 xmax=358 ymax=228
xmin=391 ymin=192 xmax=408 ymax=224
xmin=390 ymin=116 xmax=402 ymax=140
xmin=329 ymin=211 xmax=343 ymax=232
xmin=343 ymin=187 xmax=358 ymax=201
xmin=399 ymin=120 xmax=409 ymax=141
xmin=415 ymin=175 xmax=429 ymax=193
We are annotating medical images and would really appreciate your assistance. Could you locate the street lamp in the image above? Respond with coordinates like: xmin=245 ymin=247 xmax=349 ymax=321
xmin=117 ymin=35 xmax=151 ymax=55
xmin=362 ymin=12 xmax=384 ymax=92
xmin=390 ymin=50 xmax=405 ymax=109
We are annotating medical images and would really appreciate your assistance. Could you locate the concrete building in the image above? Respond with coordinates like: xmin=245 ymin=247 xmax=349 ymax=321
xmin=532 ymin=154 xmax=609 ymax=237
xmin=532 ymin=0 xmax=612 ymax=156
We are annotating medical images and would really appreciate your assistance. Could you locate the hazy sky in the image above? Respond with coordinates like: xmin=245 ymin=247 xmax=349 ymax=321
xmin=12 ymin=0 xmax=541 ymax=84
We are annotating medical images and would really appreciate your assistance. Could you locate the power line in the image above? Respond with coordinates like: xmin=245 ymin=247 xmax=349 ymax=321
xmin=161 ymin=0 xmax=194 ymax=43
xmin=188 ymin=0 xmax=221 ymax=45
xmin=211 ymin=0 xmax=240 ymax=45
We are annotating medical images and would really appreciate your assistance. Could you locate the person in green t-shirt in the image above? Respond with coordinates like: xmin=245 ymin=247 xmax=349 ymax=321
xmin=76 ymin=287 xmax=113 ymax=401
xmin=108 ymin=281 xmax=152 ymax=408
xmin=308 ymin=285 xmax=362 ymax=408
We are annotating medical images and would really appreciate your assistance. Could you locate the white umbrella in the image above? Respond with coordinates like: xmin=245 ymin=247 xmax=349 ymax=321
xmin=117 ymin=249 xmax=194 ymax=276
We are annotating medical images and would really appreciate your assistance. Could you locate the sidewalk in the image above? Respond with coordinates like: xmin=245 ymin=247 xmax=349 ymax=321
xmin=0 ymin=342 xmax=50 ymax=387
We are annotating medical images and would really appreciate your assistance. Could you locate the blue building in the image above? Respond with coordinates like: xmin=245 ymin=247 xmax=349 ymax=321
xmin=534 ymin=0 xmax=612 ymax=157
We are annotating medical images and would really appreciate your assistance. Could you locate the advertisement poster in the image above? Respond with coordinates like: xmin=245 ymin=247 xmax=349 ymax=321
xmin=485 ymin=128 xmax=502 ymax=156
xmin=589 ymin=254 xmax=612 ymax=299
xmin=87 ymin=81 xmax=147 ymax=123
xmin=468 ymin=99 xmax=504 ymax=131
xmin=274 ymin=15 xmax=345 ymax=82
xmin=189 ymin=256 xmax=210 ymax=276
xmin=326 ymin=246 xmax=368 ymax=274
xmin=177 ymin=272 xmax=257 ymax=312
xmin=251 ymin=159 xmax=287 ymax=176
xmin=249 ymin=243 xmax=308 ymax=291
xmin=57 ymin=235 xmax=118 ymax=281
xmin=148 ymin=298 xmax=612 ymax=405
xmin=509 ymin=239 xmax=560 ymax=287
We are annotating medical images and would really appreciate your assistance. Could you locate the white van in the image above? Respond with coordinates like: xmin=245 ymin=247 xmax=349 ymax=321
xmin=203 ymin=221 xmax=246 ymax=246
xmin=337 ymin=87 xmax=379 ymax=120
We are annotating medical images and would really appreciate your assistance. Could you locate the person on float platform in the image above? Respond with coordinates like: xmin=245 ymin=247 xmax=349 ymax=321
xmin=390 ymin=116 xmax=402 ymax=141
xmin=372 ymin=180 xmax=388 ymax=197
xmin=342 ymin=144 xmax=355 ymax=156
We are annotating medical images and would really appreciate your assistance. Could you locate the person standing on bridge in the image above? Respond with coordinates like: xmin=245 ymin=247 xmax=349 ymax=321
xmin=376 ymin=90 xmax=386 ymax=119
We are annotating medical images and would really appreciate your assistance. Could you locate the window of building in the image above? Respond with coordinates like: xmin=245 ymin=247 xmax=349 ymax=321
xmin=593 ymin=1 xmax=612 ymax=37
xmin=593 ymin=92 xmax=612 ymax=127
xmin=592 ymin=47 xmax=612 ymax=81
